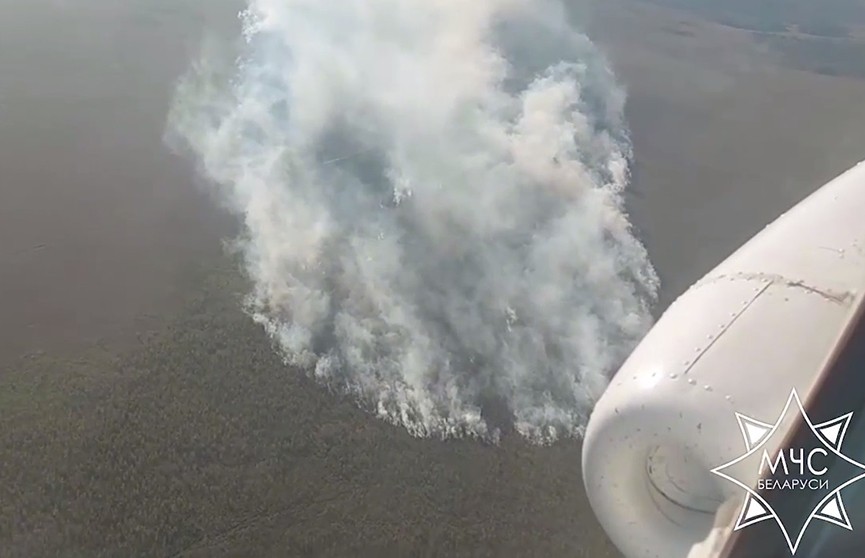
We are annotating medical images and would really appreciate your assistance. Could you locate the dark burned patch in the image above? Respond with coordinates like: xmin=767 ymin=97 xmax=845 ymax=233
xmin=661 ymin=22 xmax=696 ymax=38
xmin=477 ymin=392 xmax=516 ymax=437
xmin=638 ymin=0 xmax=865 ymax=38
xmin=637 ymin=0 xmax=865 ymax=80
xmin=751 ymin=32 xmax=865 ymax=80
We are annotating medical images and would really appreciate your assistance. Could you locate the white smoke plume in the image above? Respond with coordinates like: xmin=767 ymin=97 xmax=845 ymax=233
xmin=167 ymin=0 xmax=659 ymax=443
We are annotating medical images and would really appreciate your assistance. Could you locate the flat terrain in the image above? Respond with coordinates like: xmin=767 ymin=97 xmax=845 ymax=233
xmin=4 ymin=0 xmax=865 ymax=556
xmin=2 ymin=265 xmax=611 ymax=557
xmin=0 ymin=0 xmax=237 ymax=362
xmin=582 ymin=0 xmax=865 ymax=309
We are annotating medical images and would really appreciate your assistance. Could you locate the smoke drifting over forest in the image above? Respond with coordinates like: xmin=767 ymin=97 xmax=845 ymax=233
xmin=168 ymin=0 xmax=659 ymax=443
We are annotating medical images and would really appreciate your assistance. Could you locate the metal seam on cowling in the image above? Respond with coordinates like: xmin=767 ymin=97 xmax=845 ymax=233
xmin=646 ymin=464 xmax=716 ymax=520
xmin=682 ymin=281 xmax=771 ymax=376
xmin=695 ymin=272 xmax=854 ymax=306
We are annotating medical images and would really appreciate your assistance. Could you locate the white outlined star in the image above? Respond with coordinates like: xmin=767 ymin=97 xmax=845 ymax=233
xmin=710 ymin=388 xmax=865 ymax=555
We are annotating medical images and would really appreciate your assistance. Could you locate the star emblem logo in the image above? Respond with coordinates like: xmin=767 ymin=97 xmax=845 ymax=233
xmin=710 ymin=388 xmax=865 ymax=555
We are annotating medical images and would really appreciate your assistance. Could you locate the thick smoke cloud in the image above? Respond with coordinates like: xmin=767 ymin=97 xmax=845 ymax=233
xmin=167 ymin=0 xmax=659 ymax=443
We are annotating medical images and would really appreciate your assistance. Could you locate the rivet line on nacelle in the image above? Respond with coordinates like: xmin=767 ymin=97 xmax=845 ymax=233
xmin=682 ymin=281 xmax=770 ymax=376
xmin=696 ymin=271 xmax=853 ymax=305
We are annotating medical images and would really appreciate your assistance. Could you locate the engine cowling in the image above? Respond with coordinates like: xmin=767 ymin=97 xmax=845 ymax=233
xmin=582 ymin=161 xmax=865 ymax=558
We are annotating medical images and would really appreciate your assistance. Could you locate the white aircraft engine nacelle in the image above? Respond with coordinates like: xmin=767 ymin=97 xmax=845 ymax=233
xmin=582 ymin=161 xmax=865 ymax=558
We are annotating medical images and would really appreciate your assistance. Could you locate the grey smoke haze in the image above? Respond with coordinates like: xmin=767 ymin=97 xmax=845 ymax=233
xmin=167 ymin=0 xmax=659 ymax=443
